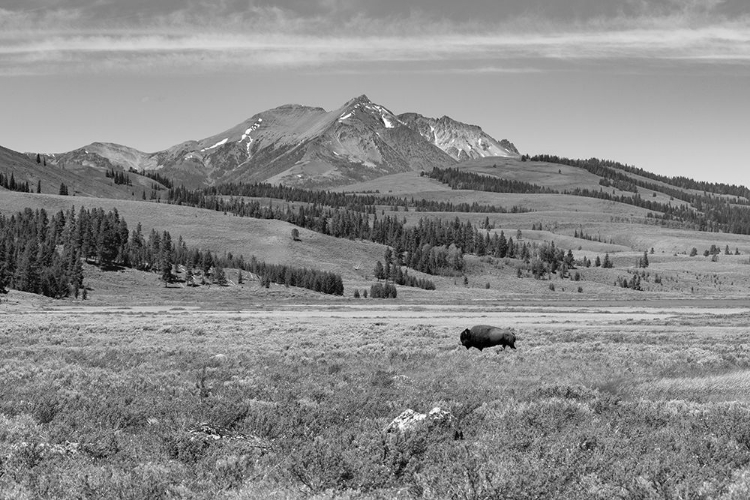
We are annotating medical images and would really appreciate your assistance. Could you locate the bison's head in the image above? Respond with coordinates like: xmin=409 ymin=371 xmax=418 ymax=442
xmin=460 ymin=328 xmax=472 ymax=349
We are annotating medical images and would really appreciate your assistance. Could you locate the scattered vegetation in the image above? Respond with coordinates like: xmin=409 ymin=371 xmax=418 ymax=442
xmin=2 ymin=311 xmax=750 ymax=498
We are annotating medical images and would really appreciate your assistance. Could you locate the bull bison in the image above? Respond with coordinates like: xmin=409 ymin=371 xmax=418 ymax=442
xmin=460 ymin=325 xmax=516 ymax=351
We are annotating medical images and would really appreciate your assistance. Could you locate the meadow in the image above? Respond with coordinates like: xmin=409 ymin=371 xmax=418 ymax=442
xmin=2 ymin=304 xmax=750 ymax=499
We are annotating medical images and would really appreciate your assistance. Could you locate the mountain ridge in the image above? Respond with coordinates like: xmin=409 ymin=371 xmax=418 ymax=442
xmin=35 ymin=95 xmax=518 ymax=189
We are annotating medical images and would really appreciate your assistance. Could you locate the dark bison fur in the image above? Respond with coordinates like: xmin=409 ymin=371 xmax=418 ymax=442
xmin=460 ymin=325 xmax=516 ymax=351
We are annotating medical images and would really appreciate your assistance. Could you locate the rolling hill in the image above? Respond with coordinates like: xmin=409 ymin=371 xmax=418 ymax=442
xmin=4 ymin=93 xmax=750 ymax=305
xmin=0 ymin=144 xmax=168 ymax=199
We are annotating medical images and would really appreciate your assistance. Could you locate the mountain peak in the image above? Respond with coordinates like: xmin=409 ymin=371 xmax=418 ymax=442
xmin=344 ymin=94 xmax=371 ymax=107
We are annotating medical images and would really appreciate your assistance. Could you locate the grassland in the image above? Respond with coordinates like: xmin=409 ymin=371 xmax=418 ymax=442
xmin=2 ymin=306 xmax=750 ymax=499
xmin=4 ymin=155 xmax=750 ymax=498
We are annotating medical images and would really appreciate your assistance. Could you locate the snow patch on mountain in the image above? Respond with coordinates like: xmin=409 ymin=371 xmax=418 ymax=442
xmin=201 ymin=138 xmax=228 ymax=152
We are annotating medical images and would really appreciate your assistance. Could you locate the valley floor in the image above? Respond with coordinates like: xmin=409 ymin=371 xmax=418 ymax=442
xmin=2 ymin=303 xmax=750 ymax=498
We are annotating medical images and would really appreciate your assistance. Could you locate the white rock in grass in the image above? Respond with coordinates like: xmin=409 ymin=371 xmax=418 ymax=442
xmin=385 ymin=407 xmax=454 ymax=434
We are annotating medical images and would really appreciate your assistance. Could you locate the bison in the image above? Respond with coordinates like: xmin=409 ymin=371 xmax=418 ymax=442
xmin=460 ymin=325 xmax=516 ymax=351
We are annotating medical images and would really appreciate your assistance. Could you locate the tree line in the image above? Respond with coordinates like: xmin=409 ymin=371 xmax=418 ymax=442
xmin=0 ymin=206 xmax=344 ymax=298
xmin=0 ymin=172 xmax=32 ymax=193
xmin=432 ymin=165 xmax=750 ymax=235
xmin=428 ymin=167 xmax=555 ymax=194
xmin=530 ymin=155 xmax=750 ymax=205
xmin=129 ymin=168 xmax=174 ymax=189
xmin=106 ymin=169 xmax=132 ymax=186
xmin=168 ymin=181 xmax=527 ymax=215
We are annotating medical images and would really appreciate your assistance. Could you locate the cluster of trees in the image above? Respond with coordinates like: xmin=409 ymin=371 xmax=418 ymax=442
xmin=374 ymin=248 xmax=436 ymax=290
xmin=690 ymin=244 xmax=740 ymax=258
xmin=0 ymin=206 xmax=344 ymax=299
xmin=526 ymin=242 xmax=576 ymax=279
xmin=105 ymin=169 xmax=132 ymax=186
xmin=129 ymin=168 xmax=174 ymax=189
xmin=0 ymin=208 xmax=85 ymax=298
xmin=616 ymin=274 xmax=643 ymax=291
xmin=573 ymin=229 xmax=604 ymax=242
xmin=369 ymin=282 xmax=397 ymax=298
xmin=428 ymin=167 xmax=555 ymax=194
xmin=0 ymin=172 xmax=32 ymax=193
xmin=599 ymin=177 xmax=637 ymax=193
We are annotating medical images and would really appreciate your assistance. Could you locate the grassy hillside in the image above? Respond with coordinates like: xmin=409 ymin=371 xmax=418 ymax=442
xmin=3 ymin=190 xmax=750 ymax=304
xmin=0 ymin=145 xmax=166 ymax=199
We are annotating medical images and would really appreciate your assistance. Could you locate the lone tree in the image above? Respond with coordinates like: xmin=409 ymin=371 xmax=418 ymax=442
xmin=291 ymin=228 xmax=300 ymax=241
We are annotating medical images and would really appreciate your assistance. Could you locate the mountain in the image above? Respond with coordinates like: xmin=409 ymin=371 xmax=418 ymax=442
xmin=1 ymin=144 xmax=163 ymax=199
xmin=44 ymin=95 xmax=518 ymax=189
xmin=398 ymin=113 xmax=519 ymax=161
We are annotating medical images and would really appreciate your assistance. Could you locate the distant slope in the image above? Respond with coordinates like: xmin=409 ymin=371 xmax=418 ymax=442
xmin=1 ymin=144 xmax=164 ymax=199
xmin=398 ymin=113 xmax=519 ymax=160
xmin=150 ymin=95 xmax=457 ymax=189
xmin=52 ymin=95 xmax=532 ymax=190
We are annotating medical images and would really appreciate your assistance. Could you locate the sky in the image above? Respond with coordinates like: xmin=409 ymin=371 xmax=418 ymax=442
xmin=1 ymin=0 xmax=749 ymax=188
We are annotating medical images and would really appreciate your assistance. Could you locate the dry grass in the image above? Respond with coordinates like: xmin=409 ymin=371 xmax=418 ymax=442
xmin=2 ymin=306 xmax=750 ymax=498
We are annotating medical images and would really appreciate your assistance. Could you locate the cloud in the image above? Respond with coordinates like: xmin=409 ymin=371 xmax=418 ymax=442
xmin=1 ymin=5 xmax=749 ymax=76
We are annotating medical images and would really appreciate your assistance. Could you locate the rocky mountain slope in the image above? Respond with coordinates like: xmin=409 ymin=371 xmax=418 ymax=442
xmin=37 ymin=95 xmax=519 ymax=190
xmin=398 ymin=113 xmax=519 ymax=161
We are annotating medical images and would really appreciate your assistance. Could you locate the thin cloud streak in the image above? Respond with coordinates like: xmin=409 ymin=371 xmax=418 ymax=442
xmin=1 ymin=10 xmax=749 ymax=75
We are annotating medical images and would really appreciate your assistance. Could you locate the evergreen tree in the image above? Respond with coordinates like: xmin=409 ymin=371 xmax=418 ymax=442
xmin=36 ymin=180 xmax=41 ymax=193
xmin=161 ymin=253 xmax=174 ymax=286
xmin=214 ymin=266 xmax=227 ymax=286
xmin=374 ymin=260 xmax=385 ymax=280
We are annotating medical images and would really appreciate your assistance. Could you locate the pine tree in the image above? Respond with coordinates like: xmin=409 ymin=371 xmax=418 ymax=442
xmin=374 ymin=260 xmax=385 ymax=280
xmin=161 ymin=254 xmax=174 ymax=286
xmin=214 ymin=266 xmax=227 ymax=286
xmin=36 ymin=180 xmax=41 ymax=194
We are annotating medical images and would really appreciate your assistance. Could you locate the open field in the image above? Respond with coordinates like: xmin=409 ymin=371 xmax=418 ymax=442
xmin=2 ymin=304 xmax=750 ymax=498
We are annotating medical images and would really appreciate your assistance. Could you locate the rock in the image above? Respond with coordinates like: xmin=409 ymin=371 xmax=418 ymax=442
xmin=385 ymin=407 xmax=456 ymax=434
xmin=186 ymin=422 xmax=271 ymax=448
